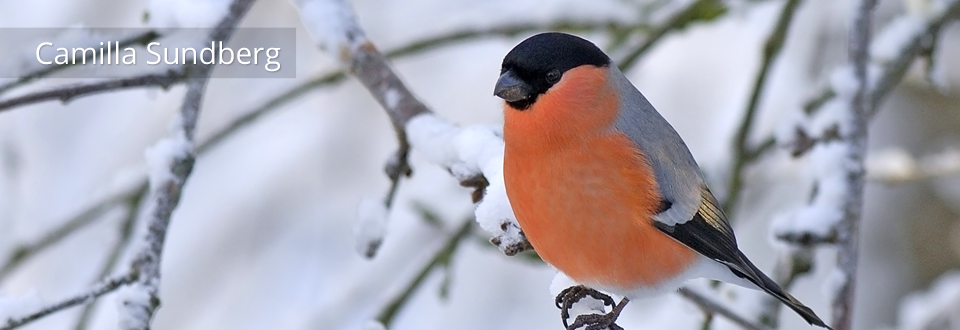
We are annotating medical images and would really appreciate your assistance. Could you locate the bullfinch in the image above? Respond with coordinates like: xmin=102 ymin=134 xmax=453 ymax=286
xmin=494 ymin=32 xmax=830 ymax=329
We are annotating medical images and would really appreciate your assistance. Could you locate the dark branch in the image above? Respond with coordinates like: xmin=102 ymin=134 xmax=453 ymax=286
xmin=73 ymin=192 xmax=147 ymax=330
xmin=0 ymin=185 xmax=147 ymax=281
xmin=119 ymin=1 xmax=255 ymax=329
xmin=375 ymin=218 xmax=475 ymax=328
xmin=723 ymin=0 xmax=804 ymax=212
xmin=0 ymin=71 xmax=185 ymax=113
xmin=0 ymin=30 xmax=162 ymax=97
xmin=677 ymin=287 xmax=772 ymax=330
xmin=619 ymin=0 xmax=728 ymax=71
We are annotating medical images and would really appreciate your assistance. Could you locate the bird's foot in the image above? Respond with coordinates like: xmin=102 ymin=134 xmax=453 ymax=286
xmin=555 ymin=285 xmax=628 ymax=330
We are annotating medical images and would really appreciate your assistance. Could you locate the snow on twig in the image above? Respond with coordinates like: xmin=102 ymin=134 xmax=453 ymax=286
xmin=772 ymin=1 xmax=878 ymax=328
xmin=404 ymin=115 xmax=520 ymax=254
xmin=778 ymin=0 xmax=960 ymax=157
xmin=0 ymin=2 xmax=253 ymax=327
xmin=116 ymin=1 xmax=255 ymax=329
xmin=757 ymin=1 xmax=960 ymax=328
xmin=292 ymin=0 xmax=517 ymax=257
xmin=766 ymin=4 xmax=960 ymax=324
xmin=355 ymin=197 xmax=390 ymax=258
xmin=0 ymin=274 xmax=137 ymax=330
xmin=804 ymin=1 xmax=876 ymax=329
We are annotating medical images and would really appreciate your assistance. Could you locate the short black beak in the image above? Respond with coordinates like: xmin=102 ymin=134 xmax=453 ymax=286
xmin=494 ymin=71 xmax=533 ymax=102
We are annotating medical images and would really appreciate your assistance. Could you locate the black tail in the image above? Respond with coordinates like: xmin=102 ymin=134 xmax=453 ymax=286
xmin=730 ymin=253 xmax=833 ymax=329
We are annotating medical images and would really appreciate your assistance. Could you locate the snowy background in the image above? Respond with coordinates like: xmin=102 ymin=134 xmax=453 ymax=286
xmin=1 ymin=0 xmax=959 ymax=330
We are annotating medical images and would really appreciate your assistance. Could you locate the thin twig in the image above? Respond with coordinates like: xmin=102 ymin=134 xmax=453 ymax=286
xmin=702 ymin=2 xmax=804 ymax=327
xmin=375 ymin=219 xmax=474 ymax=328
xmin=0 ymin=70 xmax=185 ymax=113
xmin=73 ymin=191 xmax=147 ymax=330
xmin=390 ymin=20 xmax=653 ymax=59
xmin=0 ymin=71 xmax=185 ymax=113
xmin=677 ymin=287 xmax=772 ymax=330
xmin=831 ymin=0 xmax=875 ymax=329
xmin=776 ymin=231 xmax=838 ymax=246
xmin=0 ymin=184 xmax=146 ymax=281
xmin=619 ymin=0 xmax=728 ymax=71
xmin=723 ymin=0 xmax=804 ymax=212
xmin=294 ymin=0 xmax=459 ymax=258
xmin=119 ymin=1 xmax=255 ymax=329
xmin=0 ymin=30 xmax=162 ymax=97
xmin=0 ymin=273 xmax=137 ymax=330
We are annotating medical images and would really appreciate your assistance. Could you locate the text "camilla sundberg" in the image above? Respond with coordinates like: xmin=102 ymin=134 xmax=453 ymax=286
xmin=36 ymin=41 xmax=282 ymax=72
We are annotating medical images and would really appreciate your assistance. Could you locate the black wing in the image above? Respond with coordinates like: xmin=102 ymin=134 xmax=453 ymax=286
xmin=653 ymin=186 xmax=831 ymax=329
xmin=653 ymin=187 xmax=744 ymax=272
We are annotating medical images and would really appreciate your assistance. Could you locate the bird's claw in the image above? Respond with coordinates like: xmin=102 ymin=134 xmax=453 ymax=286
xmin=554 ymin=285 xmax=620 ymax=329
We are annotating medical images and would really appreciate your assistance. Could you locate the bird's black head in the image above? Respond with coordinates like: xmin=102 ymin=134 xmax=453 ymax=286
xmin=494 ymin=32 xmax=611 ymax=110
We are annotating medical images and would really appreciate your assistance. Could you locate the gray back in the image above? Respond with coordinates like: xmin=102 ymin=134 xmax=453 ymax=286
xmin=610 ymin=67 xmax=705 ymax=225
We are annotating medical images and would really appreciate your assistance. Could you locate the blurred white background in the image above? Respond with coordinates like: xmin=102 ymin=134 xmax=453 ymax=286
xmin=0 ymin=0 xmax=959 ymax=330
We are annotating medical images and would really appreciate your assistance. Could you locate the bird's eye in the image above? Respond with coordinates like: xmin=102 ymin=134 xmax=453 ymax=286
xmin=546 ymin=69 xmax=561 ymax=84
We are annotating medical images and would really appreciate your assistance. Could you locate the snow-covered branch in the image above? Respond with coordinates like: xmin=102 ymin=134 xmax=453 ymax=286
xmin=766 ymin=1 xmax=960 ymax=329
xmin=779 ymin=0 xmax=960 ymax=157
xmin=0 ymin=273 xmax=137 ymax=330
xmin=748 ymin=3 xmax=960 ymax=327
xmin=293 ymin=0 xmax=443 ymax=258
xmin=812 ymin=0 xmax=877 ymax=329
xmin=117 ymin=1 xmax=255 ymax=329
xmin=0 ymin=6 xmax=255 ymax=327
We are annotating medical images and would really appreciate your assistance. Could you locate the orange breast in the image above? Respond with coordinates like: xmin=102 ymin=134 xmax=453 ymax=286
xmin=502 ymin=66 xmax=697 ymax=290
